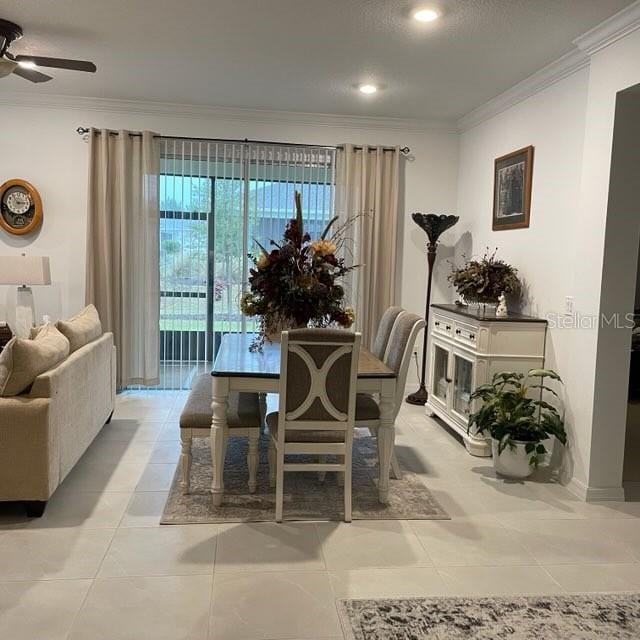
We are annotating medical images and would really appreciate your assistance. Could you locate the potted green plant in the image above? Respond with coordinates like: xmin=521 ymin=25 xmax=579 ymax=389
xmin=468 ymin=369 xmax=567 ymax=479
xmin=449 ymin=248 xmax=520 ymax=308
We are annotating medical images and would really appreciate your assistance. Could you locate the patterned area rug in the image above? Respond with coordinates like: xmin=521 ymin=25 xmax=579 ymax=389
xmin=161 ymin=432 xmax=449 ymax=523
xmin=337 ymin=594 xmax=640 ymax=639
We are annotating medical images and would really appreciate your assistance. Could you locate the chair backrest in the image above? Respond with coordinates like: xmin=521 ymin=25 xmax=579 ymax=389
xmin=371 ymin=306 xmax=404 ymax=360
xmin=278 ymin=329 xmax=361 ymax=440
xmin=383 ymin=311 xmax=426 ymax=418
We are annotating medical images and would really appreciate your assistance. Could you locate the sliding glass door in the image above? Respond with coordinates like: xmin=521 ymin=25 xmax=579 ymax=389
xmin=157 ymin=140 xmax=335 ymax=388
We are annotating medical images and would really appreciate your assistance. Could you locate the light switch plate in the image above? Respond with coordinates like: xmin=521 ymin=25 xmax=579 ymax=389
xmin=564 ymin=296 xmax=575 ymax=316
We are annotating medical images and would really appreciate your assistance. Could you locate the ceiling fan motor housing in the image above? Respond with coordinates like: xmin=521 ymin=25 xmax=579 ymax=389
xmin=0 ymin=19 xmax=23 ymax=57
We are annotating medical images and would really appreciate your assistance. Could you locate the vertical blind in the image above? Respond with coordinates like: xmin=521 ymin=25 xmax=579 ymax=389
xmin=156 ymin=139 xmax=336 ymax=389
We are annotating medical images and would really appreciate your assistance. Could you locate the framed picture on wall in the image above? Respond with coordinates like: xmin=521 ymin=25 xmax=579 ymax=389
xmin=492 ymin=145 xmax=534 ymax=230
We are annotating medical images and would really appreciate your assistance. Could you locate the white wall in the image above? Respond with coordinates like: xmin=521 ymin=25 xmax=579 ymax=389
xmin=456 ymin=68 xmax=590 ymax=485
xmin=0 ymin=101 xmax=459 ymax=382
xmin=577 ymin=30 xmax=640 ymax=494
xmin=455 ymin=25 xmax=640 ymax=498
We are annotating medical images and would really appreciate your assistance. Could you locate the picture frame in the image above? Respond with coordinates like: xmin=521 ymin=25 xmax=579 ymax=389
xmin=492 ymin=145 xmax=534 ymax=231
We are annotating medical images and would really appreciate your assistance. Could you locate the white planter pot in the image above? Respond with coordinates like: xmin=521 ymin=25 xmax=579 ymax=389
xmin=491 ymin=438 xmax=536 ymax=479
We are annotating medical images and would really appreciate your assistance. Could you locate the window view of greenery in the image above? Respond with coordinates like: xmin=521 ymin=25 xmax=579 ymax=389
xmin=159 ymin=169 xmax=333 ymax=361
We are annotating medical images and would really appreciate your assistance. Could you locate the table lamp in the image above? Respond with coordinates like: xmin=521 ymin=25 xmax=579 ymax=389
xmin=0 ymin=254 xmax=51 ymax=337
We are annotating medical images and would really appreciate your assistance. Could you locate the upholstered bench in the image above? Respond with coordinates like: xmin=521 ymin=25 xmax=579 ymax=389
xmin=179 ymin=373 xmax=264 ymax=494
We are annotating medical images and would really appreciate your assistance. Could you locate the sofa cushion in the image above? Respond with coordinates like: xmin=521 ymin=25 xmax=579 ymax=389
xmin=0 ymin=324 xmax=70 ymax=396
xmin=56 ymin=304 xmax=103 ymax=353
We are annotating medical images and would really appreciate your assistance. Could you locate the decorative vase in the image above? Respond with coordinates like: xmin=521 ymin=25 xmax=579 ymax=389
xmin=491 ymin=438 xmax=535 ymax=479
xmin=265 ymin=319 xmax=306 ymax=343
xmin=477 ymin=302 xmax=499 ymax=317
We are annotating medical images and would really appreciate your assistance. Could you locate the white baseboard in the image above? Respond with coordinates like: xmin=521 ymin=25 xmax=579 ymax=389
xmin=565 ymin=476 xmax=626 ymax=502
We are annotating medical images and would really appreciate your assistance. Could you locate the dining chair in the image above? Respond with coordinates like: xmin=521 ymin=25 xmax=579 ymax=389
xmin=355 ymin=310 xmax=425 ymax=479
xmin=266 ymin=328 xmax=361 ymax=522
xmin=370 ymin=306 xmax=403 ymax=360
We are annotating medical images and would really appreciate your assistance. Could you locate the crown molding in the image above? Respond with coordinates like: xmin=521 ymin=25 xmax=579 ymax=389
xmin=573 ymin=0 xmax=640 ymax=56
xmin=0 ymin=91 xmax=457 ymax=134
xmin=457 ymin=49 xmax=589 ymax=132
xmin=458 ymin=1 xmax=640 ymax=132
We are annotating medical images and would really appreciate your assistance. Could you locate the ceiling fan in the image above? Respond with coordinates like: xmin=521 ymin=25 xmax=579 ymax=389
xmin=0 ymin=19 xmax=96 ymax=83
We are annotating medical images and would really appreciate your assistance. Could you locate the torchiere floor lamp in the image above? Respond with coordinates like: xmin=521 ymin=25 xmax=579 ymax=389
xmin=406 ymin=213 xmax=459 ymax=405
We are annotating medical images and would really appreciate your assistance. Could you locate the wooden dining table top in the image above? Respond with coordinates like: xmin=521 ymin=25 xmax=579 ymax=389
xmin=211 ymin=333 xmax=395 ymax=379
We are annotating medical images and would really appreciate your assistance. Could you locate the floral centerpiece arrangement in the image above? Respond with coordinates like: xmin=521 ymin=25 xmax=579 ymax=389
xmin=240 ymin=192 xmax=356 ymax=350
xmin=449 ymin=248 xmax=520 ymax=306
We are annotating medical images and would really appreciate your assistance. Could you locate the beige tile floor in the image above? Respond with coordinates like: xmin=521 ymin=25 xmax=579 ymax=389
xmin=1 ymin=389 xmax=640 ymax=639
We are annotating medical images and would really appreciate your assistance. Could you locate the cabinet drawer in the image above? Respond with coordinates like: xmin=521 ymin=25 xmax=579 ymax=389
xmin=433 ymin=314 xmax=453 ymax=338
xmin=454 ymin=321 xmax=478 ymax=348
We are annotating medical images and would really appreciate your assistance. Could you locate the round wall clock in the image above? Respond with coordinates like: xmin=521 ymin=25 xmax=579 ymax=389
xmin=0 ymin=179 xmax=43 ymax=236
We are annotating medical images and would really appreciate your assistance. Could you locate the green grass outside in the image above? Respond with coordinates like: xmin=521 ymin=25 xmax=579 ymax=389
xmin=159 ymin=319 xmax=254 ymax=332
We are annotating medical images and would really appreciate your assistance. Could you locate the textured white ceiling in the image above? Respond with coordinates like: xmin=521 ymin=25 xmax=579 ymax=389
xmin=0 ymin=0 xmax=634 ymax=121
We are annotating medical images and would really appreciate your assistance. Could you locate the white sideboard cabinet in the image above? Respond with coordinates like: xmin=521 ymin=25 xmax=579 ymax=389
xmin=425 ymin=304 xmax=548 ymax=457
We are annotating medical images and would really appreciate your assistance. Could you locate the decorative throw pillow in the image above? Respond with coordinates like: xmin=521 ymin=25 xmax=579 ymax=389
xmin=0 ymin=324 xmax=70 ymax=396
xmin=56 ymin=304 xmax=103 ymax=353
xmin=29 ymin=324 xmax=45 ymax=340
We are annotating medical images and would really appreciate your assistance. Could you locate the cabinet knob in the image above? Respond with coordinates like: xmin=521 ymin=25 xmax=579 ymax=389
xmin=446 ymin=325 xmax=451 ymax=330
xmin=470 ymin=334 xmax=476 ymax=340
xmin=455 ymin=329 xmax=461 ymax=335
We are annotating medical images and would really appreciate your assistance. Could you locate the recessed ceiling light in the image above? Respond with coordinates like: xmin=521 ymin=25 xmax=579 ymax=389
xmin=358 ymin=84 xmax=378 ymax=95
xmin=17 ymin=60 xmax=37 ymax=69
xmin=413 ymin=8 xmax=439 ymax=22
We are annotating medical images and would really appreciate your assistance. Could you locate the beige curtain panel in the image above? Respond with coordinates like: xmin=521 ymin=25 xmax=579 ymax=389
xmin=86 ymin=129 xmax=161 ymax=387
xmin=335 ymin=144 xmax=400 ymax=348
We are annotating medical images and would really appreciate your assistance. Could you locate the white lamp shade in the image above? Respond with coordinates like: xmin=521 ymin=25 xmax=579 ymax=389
xmin=0 ymin=255 xmax=51 ymax=286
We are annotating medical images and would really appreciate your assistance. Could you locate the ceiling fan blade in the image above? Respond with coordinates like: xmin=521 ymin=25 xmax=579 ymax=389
xmin=14 ymin=55 xmax=96 ymax=73
xmin=12 ymin=66 xmax=53 ymax=83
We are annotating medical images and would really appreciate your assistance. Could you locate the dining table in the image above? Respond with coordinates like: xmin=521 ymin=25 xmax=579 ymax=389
xmin=209 ymin=333 xmax=398 ymax=506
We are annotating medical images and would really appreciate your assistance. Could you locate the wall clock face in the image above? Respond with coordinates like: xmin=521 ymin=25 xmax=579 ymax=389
xmin=0 ymin=179 xmax=43 ymax=236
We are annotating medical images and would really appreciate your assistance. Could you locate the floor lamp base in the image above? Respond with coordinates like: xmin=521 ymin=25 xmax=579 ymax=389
xmin=405 ymin=384 xmax=428 ymax=406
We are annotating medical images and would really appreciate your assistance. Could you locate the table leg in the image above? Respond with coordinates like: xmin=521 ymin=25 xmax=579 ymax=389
xmin=179 ymin=431 xmax=192 ymax=494
xmin=211 ymin=376 xmax=229 ymax=507
xmin=377 ymin=379 xmax=396 ymax=504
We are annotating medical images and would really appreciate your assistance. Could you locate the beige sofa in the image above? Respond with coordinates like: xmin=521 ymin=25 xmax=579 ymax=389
xmin=0 ymin=332 xmax=116 ymax=516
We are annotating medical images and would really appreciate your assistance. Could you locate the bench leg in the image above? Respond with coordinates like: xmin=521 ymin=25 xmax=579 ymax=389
xmin=317 ymin=455 xmax=327 ymax=483
xmin=180 ymin=432 xmax=192 ymax=494
xmin=337 ymin=455 xmax=345 ymax=487
xmin=247 ymin=431 xmax=259 ymax=493
xmin=268 ymin=440 xmax=276 ymax=488
xmin=275 ymin=448 xmax=285 ymax=522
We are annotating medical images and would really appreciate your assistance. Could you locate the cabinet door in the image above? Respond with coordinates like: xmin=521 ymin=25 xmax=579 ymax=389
xmin=451 ymin=349 xmax=475 ymax=422
xmin=430 ymin=341 xmax=451 ymax=408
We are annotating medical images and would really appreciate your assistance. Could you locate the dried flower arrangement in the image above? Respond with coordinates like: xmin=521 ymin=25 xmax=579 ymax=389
xmin=240 ymin=192 xmax=356 ymax=350
xmin=449 ymin=248 xmax=520 ymax=305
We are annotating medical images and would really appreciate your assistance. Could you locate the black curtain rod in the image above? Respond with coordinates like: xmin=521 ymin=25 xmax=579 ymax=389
xmin=75 ymin=128 xmax=410 ymax=155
